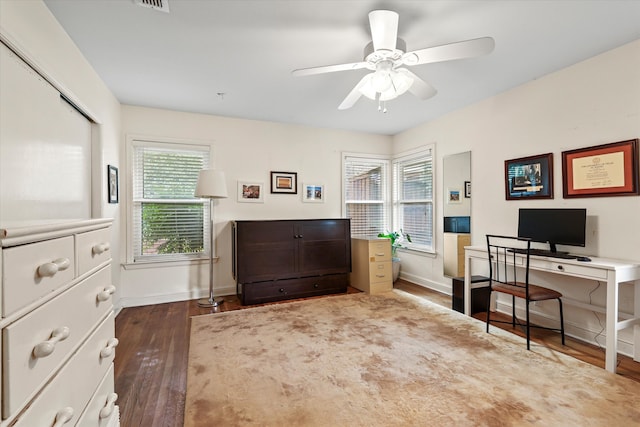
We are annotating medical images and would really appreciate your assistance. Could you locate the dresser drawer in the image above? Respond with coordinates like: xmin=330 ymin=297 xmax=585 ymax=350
xmin=3 ymin=266 xmax=114 ymax=418
xmin=368 ymin=240 xmax=391 ymax=262
xmin=369 ymin=261 xmax=392 ymax=285
xmin=2 ymin=236 xmax=75 ymax=317
xmin=76 ymin=227 xmax=111 ymax=277
xmin=77 ymin=364 xmax=118 ymax=427
xmin=12 ymin=312 xmax=117 ymax=427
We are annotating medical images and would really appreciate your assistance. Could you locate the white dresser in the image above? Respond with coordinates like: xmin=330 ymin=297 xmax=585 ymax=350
xmin=350 ymin=237 xmax=393 ymax=294
xmin=0 ymin=219 xmax=119 ymax=427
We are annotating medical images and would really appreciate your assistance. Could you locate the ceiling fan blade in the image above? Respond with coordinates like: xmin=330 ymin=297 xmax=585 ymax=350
xmin=292 ymin=61 xmax=369 ymax=77
xmin=400 ymin=69 xmax=437 ymax=100
xmin=338 ymin=74 xmax=371 ymax=110
xmin=403 ymin=37 xmax=495 ymax=66
xmin=369 ymin=10 xmax=398 ymax=51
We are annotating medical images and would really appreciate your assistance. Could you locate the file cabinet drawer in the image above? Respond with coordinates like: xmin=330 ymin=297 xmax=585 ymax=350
xmin=368 ymin=240 xmax=391 ymax=262
xmin=2 ymin=235 xmax=75 ymax=317
xmin=369 ymin=262 xmax=392 ymax=284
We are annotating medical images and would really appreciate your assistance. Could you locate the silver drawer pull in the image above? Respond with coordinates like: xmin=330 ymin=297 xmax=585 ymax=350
xmin=33 ymin=326 xmax=70 ymax=358
xmin=376 ymin=274 xmax=386 ymax=278
xmin=99 ymin=393 xmax=118 ymax=419
xmin=53 ymin=407 xmax=74 ymax=427
xmin=37 ymin=258 xmax=71 ymax=278
xmin=375 ymin=253 xmax=386 ymax=256
xmin=97 ymin=285 xmax=117 ymax=302
xmin=100 ymin=337 xmax=120 ymax=358
xmin=92 ymin=242 xmax=110 ymax=255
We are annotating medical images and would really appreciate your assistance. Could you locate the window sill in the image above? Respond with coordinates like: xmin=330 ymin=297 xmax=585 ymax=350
xmin=397 ymin=247 xmax=436 ymax=258
xmin=122 ymin=256 xmax=220 ymax=270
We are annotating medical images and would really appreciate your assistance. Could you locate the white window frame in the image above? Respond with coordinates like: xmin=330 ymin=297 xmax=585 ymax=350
xmin=125 ymin=135 xmax=214 ymax=266
xmin=341 ymin=152 xmax=390 ymax=238
xmin=391 ymin=145 xmax=436 ymax=254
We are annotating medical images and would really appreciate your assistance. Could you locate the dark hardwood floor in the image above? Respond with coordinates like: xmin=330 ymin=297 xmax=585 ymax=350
xmin=114 ymin=280 xmax=640 ymax=426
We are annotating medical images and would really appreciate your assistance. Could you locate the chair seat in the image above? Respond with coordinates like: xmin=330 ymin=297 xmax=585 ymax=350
xmin=492 ymin=281 xmax=562 ymax=301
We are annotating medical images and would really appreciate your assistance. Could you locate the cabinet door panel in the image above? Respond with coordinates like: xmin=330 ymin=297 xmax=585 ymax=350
xmin=298 ymin=220 xmax=351 ymax=274
xmin=236 ymin=221 xmax=297 ymax=282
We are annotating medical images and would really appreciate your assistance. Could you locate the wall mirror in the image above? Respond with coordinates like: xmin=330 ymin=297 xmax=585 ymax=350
xmin=442 ymin=151 xmax=471 ymax=278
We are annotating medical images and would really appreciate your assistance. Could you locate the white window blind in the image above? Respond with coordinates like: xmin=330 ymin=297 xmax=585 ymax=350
xmin=343 ymin=155 xmax=389 ymax=237
xmin=132 ymin=141 xmax=210 ymax=261
xmin=393 ymin=147 xmax=434 ymax=251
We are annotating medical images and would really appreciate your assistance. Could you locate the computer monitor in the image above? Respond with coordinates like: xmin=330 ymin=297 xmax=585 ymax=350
xmin=517 ymin=208 xmax=586 ymax=253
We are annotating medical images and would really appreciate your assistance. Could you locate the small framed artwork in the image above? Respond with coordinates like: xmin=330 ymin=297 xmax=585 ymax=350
xmin=107 ymin=165 xmax=118 ymax=204
xmin=303 ymin=183 xmax=324 ymax=203
xmin=447 ymin=188 xmax=462 ymax=204
xmin=237 ymin=181 xmax=264 ymax=203
xmin=270 ymin=171 xmax=297 ymax=194
xmin=464 ymin=181 xmax=471 ymax=198
xmin=562 ymin=139 xmax=639 ymax=198
xmin=505 ymin=153 xmax=553 ymax=200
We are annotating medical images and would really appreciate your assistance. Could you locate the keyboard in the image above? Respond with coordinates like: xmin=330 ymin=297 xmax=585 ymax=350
xmin=508 ymin=248 xmax=577 ymax=259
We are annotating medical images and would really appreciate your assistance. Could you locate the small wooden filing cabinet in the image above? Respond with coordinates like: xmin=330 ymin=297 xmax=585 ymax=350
xmin=350 ymin=237 xmax=393 ymax=294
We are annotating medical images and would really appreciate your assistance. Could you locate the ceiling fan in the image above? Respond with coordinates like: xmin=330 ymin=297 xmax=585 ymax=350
xmin=292 ymin=10 xmax=495 ymax=112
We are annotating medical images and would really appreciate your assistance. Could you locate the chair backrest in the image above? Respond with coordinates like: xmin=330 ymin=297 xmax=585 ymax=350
xmin=486 ymin=235 xmax=533 ymax=292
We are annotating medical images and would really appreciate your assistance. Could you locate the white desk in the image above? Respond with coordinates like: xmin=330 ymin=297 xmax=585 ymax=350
xmin=464 ymin=245 xmax=640 ymax=373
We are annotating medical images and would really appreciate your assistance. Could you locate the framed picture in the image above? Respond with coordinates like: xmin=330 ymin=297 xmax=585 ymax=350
xmin=447 ymin=188 xmax=462 ymax=204
xmin=302 ymin=183 xmax=324 ymax=203
xmin=237 ymin=181 xmax=264 ymax=203
xmin=107 ymin=165 xmax=118 ymax=204
xmin=270 ymin=171 xmax=297 ymax=194
xmin=504 ymin=153 xmax=553 ymax=200
xmin=464 ymin=181 xmax=471 ymax=198
xmin=562 ymin=139 xmax=639 ymax=198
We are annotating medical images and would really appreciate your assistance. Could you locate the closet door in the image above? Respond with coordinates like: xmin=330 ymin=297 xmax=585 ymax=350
xmin=0 ymin=42 xmax=92 ymax=223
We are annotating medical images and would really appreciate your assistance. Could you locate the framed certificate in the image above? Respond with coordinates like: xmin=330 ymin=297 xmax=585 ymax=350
xmin=562 ymin=139 xmax=639 ymax=198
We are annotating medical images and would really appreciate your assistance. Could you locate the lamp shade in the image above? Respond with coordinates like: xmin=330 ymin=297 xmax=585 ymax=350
xmin=195 ymin=169 xmax=228 ymax=199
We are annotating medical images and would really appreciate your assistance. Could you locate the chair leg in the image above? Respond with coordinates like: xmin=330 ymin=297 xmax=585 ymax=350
xmin=511 ymin=295 xmax=516 ymax=328
xmin=486 ymin=290 xmax=492 ymax=333
xmin=558 ymin=298 xmax=565 ymax=345
xmin=525 ymin=299 xmax=531 ymax=351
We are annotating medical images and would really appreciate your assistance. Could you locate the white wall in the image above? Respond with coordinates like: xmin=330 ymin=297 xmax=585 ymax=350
xmin=0 ymin=0 xmax=122 ymax=297
xmin=119 ymin=106 xmax=392 ymax=306
xmin=394 ymin=39 xmax=640 ymax=352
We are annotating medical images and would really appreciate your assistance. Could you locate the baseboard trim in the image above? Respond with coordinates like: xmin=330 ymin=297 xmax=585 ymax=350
xmin=118 ymin=285 xmax=237 ymax=309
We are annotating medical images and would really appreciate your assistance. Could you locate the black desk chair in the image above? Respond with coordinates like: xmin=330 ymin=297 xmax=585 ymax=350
xmin=485 ymin=235 xmax=565 ymax=350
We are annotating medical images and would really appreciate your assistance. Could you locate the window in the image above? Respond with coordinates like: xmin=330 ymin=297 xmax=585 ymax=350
xmin=342 ymin=154 xmax=389 ymax=237
xmin=392 ymin=147 xmax=434 ymax=252
xmin=131 ymin=140 xmax=210 ymax=262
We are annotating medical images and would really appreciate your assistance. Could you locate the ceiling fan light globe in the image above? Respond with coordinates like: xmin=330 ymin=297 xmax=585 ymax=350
xmin=371 ymin=70 xmax=392 ymax=92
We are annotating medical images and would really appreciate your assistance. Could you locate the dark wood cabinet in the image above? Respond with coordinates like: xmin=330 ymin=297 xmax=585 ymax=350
xmin=232 ymin=219 xmax=351 ymax=305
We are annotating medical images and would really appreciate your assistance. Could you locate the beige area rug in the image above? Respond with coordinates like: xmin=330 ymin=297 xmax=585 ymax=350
xmin=184 ymin=291 xmax=640 ymax=426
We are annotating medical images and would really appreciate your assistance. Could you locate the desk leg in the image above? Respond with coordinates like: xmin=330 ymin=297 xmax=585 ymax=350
xmin=464 ymin=253 xmax=471 ymax=316
xmin=634 ymin=279 xmax=640 ymax=363
xmin=605 ymin=276 xmax=619 ymax=373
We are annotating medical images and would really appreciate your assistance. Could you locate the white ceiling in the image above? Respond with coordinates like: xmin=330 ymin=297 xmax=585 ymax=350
xmin=43 ymin=0 xmax=640 ymax=136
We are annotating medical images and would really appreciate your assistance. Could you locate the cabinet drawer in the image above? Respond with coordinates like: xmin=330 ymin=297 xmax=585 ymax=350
xmin=528 ymin=258 xmax=608 ymax=280
xmin=13 ymin=312 xmax=117 ymax=427
xmin=76 ymin=227 xmax=112 ymax=277
xmin=3 ymin=266 xmax=113 ymax=418
xmin=77 ymin=364 xmax=118 ymax=427
xmin=368 ymin=240 xmax=391 ymax=262
xmin=2 ymin=236 xmax=75 ymax=317
xmin=243 ymin=274 xmax=348 ymax=305
xmin=369 ymin=261 xmax=392 ymax=284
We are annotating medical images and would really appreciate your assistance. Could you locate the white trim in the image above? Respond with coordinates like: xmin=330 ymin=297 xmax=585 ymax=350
xmin=125 ymin=134 xmax=217 ymax=263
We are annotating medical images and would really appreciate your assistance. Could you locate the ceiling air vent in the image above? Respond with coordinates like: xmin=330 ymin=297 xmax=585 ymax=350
xmin=133 ymin=0 xmax=170 ymax=13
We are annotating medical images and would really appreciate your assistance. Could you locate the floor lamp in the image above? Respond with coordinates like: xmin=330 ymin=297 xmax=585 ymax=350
xmin=195 ymin=169 xmax=228 ymax=308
